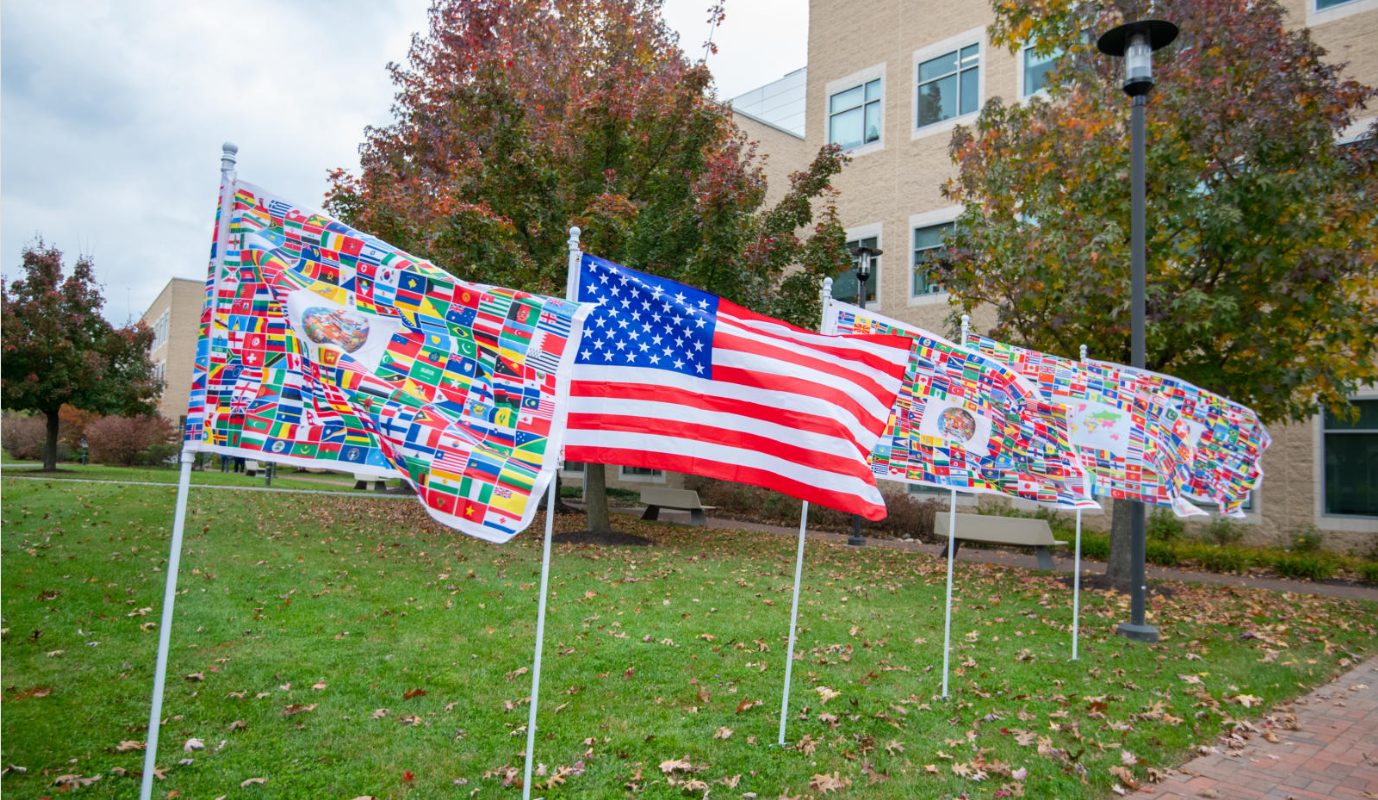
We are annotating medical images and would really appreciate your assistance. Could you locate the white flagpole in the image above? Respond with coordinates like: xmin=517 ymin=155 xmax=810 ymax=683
xmin=777 ymin=500 xmax=809 ymax=745
xmin=521 ymin=478 xmax=558 ymax=800
xmin=776 ymin=277 xmax=835 ymax=743
xmin=941 ymin=314 xmax=970 ymax=699
xmin=140 ymin=143 xmax=235 ymax=800
xmin=521 ymin=226 xmax=582 ymax=800
xmin=1072 ymin=343 xmax=1088 ymax=661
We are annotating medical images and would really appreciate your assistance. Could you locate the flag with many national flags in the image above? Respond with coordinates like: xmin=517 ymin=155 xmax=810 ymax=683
xmin=186 ymin=181 xmax=590 ymax=542
xmin=1090 ymin=361 xmax=1269 ymax=518
xmin=563 ymin=255 xmax=912 ymax=520
xmin=967 ymin=335 xmax=1202 ymax=517
xmin=824 ymin=301 xmax=1095 ymax=509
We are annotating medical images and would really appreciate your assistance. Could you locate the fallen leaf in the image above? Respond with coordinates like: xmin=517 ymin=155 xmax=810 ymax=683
xmin=815 ymin=686 xmax=840 ymax=704
xmin=714 ymin=726 xmax=733 ymax=740
xmin=241 ymin=777 xmax=266 ymax=788
xmin=183 ymin=738 xmax=204 ymax=753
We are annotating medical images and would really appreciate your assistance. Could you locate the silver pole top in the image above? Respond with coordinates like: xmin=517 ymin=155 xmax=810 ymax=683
xmin=1079 ymin=343 xmax=1088 ymax=362
xmin=221 ymin=142 xmax=238 ymax=174
xmin=567 ymin=226 xmax=581 ymax=246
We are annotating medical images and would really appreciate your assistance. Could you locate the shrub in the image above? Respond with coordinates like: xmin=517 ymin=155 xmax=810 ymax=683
xmin=1271 ymin=553 xmax=1336 ymax=581
xmin=1203 ymin=517 xmax=1245 ymax=546
xmin=1 ymin=415 xmax=47 ymax=460
xmin=1078 ymin=533 xmax=1111 ymax=561
xmin=1357 ymin=562 xmax=1378 ymax=585
xmin=86 ymin=415 xmax=177 ymax=467
xmin=1192 ymin=545 xmax=1249 ymax=574
xmin=1290 ymin=525 xmax=1323 ymax=553
xmin=1145 ymin=539 xmax=1181 ymax=567
xmin=1147 ymin=507 xmax=1186 ymax=541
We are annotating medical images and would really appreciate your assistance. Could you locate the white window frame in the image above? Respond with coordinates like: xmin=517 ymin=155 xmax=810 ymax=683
xmin=836 ymin=222 xmax=883 ymax=311
xmin=911 ymin=28 xmax=986 ymax=142
xmin=1315 ymin=390 xmax=1378 ymax=527
xmin=1308 ymin=0 xmax=1378 ymax=25
xmin=618 ymin=465 xmax=666 ymax=484
xmin=1017 ymin=43 xmax=1061 ymax=100
xmin=824 ymin=63 xmax=886 ymax=158
xmin=907 ymin=207 xmax=962 ymax=306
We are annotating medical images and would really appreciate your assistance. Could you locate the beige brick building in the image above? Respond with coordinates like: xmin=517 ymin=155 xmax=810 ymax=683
xmin=729 ymin=0 xmax=1378 ymax=551
xmin=140 ymin=278 xmax=203 ymax=427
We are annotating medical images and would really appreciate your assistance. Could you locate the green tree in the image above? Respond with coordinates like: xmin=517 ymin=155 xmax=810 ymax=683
xmin=941 ymin=0 xmax=1378 ymax=589
xmin=2 ymin=241 xmax=163 ymax=471
xmin=328 ymin=0 xmax=852 ymax=531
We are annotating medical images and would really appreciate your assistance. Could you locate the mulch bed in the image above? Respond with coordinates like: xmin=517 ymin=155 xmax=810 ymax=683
xmin=552 ymin=530 xmax=654 ymax=547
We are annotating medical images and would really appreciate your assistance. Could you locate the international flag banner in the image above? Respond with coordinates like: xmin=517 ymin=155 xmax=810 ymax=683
xmin=824 ymin=301 xmax=1095 ymax=509
xmin=186 ymin=181 xmax=591 ymax=542
xmin=1090 ymin=360 xmax=1270 ymax=518
xmin=563 ymin=255 xmax=912 ymax=520
xmin=967 ymin=334 xmax=1202 ymax=517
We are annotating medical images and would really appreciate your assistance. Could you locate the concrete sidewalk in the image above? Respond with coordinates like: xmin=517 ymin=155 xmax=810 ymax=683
xmin=606 ymin=505 xmax=1378 ymax=603
xmin=1140 ymin=657 xmax=1378 ymax=800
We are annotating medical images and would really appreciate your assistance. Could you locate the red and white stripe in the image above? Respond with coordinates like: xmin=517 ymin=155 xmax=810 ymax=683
xmin=565 ymin=299 xmax=910 ymax=519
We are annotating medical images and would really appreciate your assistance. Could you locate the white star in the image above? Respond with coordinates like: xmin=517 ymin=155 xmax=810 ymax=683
xmin=638 ymin=342 xmax=650 ymax=352
xmin=615 ymin=339 xmax=626 ymax=351
xmin=593 ymin=338 xmax=604 ymax=350
xmin=695 ymin=363 xmax=705 ymax=374
xmin=651 ymin=285 xmax=664 ymax=299
xmin=603 ymin=350 xmax=615 ymax=361
xmin=675 ymin=336 xmax=685 ymax=349
xmin=674 ymin=291 xmax=686 ymax=305
xmin=617 ymin=319 xmax=629 ymax=329
xmin=610 ymin=285 xmax=620 ymax=297
xmin=618 ymin=274 xmax=629 ymax=284
xmin=649 ymin=354 xmax=661 ymax=365
xmin=652 ymin=334 xmax=663 ymax=346
xmin=695 ymin=318 xmax=707 ymax=328
xmin=694 ymin=341 xmax=704 ymax=352
xmin=599 ymin=274 xmax=609 ymax=284
xmin=624 ymin=351 xmax=637 ymax=362
xmin=595 ymin=317 xmax=607 ymax=328
xmin=620 ymin=298 xmax=631 ymax=308
xmin=628 ymin=329 xmax=640 ymax=340
xmin=698 ymin=299 xmax=709 ymax=310
xmin=580 ymin=349 xmax=592 ymax=359
xmin=673 ymin=358 xmax=684 ymax=370
xmin=672 ymin=314 xmax=683 ymax=326
xmin=663 ymin=347 xmax=674 ymax=357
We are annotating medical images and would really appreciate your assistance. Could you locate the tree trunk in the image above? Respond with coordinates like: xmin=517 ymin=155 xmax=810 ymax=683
xmin=584 ymin=463 xmax=611 ymax=532
xmin=1106 ymin=498 xmax=1135 ymax=592
xmin=43 ymin=407 xmax=60 ymax=471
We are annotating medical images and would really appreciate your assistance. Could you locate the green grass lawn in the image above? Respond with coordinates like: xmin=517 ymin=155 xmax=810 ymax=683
xmin=0 ymin=462 xmax=391 ymax=493
xmin=2 ymin=478 xmax=1373 ymax=800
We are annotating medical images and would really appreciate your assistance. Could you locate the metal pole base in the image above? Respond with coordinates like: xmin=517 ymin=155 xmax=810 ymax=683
xmin=846 ymin=536 xmax=866 ymax=547
xmin=1115 ymin=622 xmax=1160 ymax=643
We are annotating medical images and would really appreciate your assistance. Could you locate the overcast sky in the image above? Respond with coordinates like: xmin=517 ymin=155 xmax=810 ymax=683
xmin=0 ymin=0 xmax=807 ymax=324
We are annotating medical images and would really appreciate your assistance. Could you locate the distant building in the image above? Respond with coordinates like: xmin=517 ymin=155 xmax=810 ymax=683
xmin=139 ymin=278 xmax=203 ymax=428
xmin=727 ymin=0 xmax=1378 ymax=549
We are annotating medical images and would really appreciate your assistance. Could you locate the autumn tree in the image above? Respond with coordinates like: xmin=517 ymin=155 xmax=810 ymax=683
xmin=328 ymin=0 xmax=852 ymax=531
xmin=1 ymin=241 xmax=162 ymax=471
xmin=940 ymin=0 xmax=1378 ymax=589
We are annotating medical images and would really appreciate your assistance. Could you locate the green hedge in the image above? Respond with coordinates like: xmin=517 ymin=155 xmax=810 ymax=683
xmin=1067 ymin=531 xmax=1367 ymax=583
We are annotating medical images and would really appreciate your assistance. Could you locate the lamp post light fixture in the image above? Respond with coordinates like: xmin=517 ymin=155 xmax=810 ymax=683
xmin=847 ymin=244 xmax=881 ymax=547
xmin=1097 ymin=18 xmax=1177 ymax=645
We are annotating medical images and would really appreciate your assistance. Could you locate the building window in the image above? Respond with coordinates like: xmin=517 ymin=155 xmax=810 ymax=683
xmin=832 ymin=236 xmax=879 ymax=305
xmin=1324 ymin=399 xmax=1378 ymax=517
xmin=619 ymin=465 xmax=663 ymax=480
xmin=563 ymin=461 xmax=585 ymax=473
xmin=1316 ymin=0 xmax=1358 ymax=9
xmin=829 ymin=79 xmax=882 ymax=150
xmin=917 ymin=44 xmax=979 ymax=128
xmin=1021 ymin=45 xmax=1061 ymax=97
xmin=912 ymin=223 xmax=952 ymax=296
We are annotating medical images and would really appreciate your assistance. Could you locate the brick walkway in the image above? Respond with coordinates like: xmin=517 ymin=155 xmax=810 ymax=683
xmin=1141 ymin=657 xmax=1378 ymax=800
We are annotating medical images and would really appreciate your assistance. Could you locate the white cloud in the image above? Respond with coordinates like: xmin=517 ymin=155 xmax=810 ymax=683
xmin=1 ymin=0 xmax=806 ymax=322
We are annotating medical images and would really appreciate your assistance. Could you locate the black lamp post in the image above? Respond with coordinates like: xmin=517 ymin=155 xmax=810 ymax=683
xmin=847 ymin=244 xmax=881 ymax=548
xmin=1097 ymin=18 xmax=1177 ymax=644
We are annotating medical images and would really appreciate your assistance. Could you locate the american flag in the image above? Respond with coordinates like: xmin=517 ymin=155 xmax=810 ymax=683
xmin=563 ymin=255 xmax=912 ymax=519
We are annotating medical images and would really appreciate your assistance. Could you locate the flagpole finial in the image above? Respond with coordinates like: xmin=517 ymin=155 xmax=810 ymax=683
xmin=960 ymin=315 xmax=971 ymax=347
xmin=568 ymin=226 xmax=581 ymax=248
xmin=220 ymin=142 xmax=238 ymax=174
xmin=1080 ymin=344 xmax=1088 ymax=362
xmin=821 ymin=276 xmax=833 ymax=300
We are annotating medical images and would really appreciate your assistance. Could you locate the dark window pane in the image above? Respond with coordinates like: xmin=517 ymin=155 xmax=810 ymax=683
xmin=913 ymin=223 xmax=950 ymax=249
xmin=865 ymin=79 xmax=882 ymax=102
xmin=919 ymin=51 xmax=958 ymax=83
xmin=1317 ymin=0 xmax=1354 ymax=8
xmin=1324 ymin=399 xmax=1378 ymax=431
xmin=830 ymin=85 xmax=864 ymax=114
xmin=829 ymin=106 xmax=864 ymax=149
xmin=959 ymin=67 xmax=979 ymax=115
xmin=864 ymin=101 xmax=881 ymax=143
xmin=1325 ymin=430 xmax=1378 ymax=516
xmin=960 ymin=44 xmax=979 ymax=66
xmin=918 ymin=74 xmax=956 ymax=126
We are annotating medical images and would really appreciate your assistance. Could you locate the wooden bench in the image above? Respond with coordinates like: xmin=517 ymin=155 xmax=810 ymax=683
xmin=935 ymin=512 xmax=1066 ymax=570
xmin=244 ymin=460 xmax=261 ymax=477
xmin=639 ymin=487 xmax=717 ymax=527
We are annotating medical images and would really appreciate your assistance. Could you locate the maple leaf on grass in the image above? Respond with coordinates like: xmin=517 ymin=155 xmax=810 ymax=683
xmin=809 ymin=772 xmax=851 ymax=793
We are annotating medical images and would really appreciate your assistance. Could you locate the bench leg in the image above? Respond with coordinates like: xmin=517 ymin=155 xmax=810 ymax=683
xmin=374 ymin=480 xmax=387 ymax=492
xmin=1034 ymin=546 xmax=1056 ymax=571
xmin=938 ymin=539 xmax=962 ymax=560
xmin=689 ymin=509 xmax=707 ymax=527
xmin=354 ymin=479 xmax=368 ymax=490
xmin=640 ymin=505 xmax=661 ymax=522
